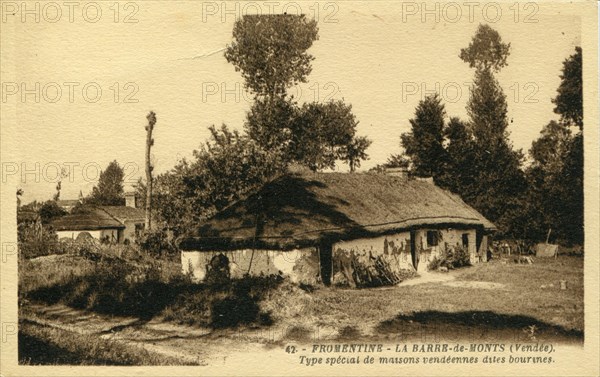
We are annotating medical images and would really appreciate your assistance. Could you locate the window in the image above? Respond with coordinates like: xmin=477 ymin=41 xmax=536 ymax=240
xmin=426 ymin=230 xmax=440 ymax=247
xmin=135 ymin=223 xmax=144 ymax=238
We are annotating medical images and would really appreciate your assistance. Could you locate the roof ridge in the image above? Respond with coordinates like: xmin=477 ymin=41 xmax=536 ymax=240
xmin=95 ymin=206 xmax=126 ymax=225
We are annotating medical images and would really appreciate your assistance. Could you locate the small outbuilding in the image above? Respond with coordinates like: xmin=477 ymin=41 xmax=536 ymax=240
xmin=180 ymin=170 xmax=496 ymax=287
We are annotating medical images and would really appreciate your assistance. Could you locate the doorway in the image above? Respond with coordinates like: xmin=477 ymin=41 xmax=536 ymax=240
xmin=410 ymin=231 xmax=418 ymax=270
xmin=462 ymin=233 xmax=470 ymax=248
xmin=319 ymin=242 xmax=333 ymax=286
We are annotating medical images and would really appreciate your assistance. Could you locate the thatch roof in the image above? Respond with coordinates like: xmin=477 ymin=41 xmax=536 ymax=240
xmin=179 ymin=171 xmax=496 ymax=251
xmin=52 ymin=208 xmax=125 ymax=231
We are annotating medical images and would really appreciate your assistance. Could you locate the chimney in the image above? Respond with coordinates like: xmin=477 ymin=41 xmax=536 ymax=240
xmin=125 ymin=191 xmax=137 ymax=208
xmin=385 ymin=167 xmax=409 ymax=179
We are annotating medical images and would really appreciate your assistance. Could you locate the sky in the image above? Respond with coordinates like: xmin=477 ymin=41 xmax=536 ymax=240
xmin=1 ymin=1 xmax=582 ymax=203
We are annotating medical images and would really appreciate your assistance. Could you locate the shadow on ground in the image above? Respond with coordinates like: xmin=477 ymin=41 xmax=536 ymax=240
xmin=25 ymin=271 xmax=282 ymax=329
xmin=376 ymin=310 xmax=583 ymax=343
xmin=19 ymin=332 xmax=123 ymax=365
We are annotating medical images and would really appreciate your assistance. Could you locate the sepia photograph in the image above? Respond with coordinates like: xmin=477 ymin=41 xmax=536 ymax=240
xmin=0 ymin=1 xmax=598 ymax=375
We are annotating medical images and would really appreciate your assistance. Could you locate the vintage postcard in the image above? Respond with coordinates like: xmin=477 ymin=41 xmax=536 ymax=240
xmin=1 ymin=0 xmax=598 ymax=375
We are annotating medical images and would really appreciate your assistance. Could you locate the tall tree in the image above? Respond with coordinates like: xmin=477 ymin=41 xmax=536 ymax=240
xmin=245 ymin=95 xmax=299 ymax=151
xmin=524 ymin=121 xmax=571 ymax=240
xmin=552 ymin=47 xmax=583 ymax=130
xmin=225 ymin=14 xmax=319 ymax=99
xmin=461 ymin=24 xmax=511 ymax=144
xmin=400 ymin=94 xmax=447 ymax=179
xmin=529 ymin=120 xmax=571 ymax=174
xmin=553 ymin=47 xmax=583 ymax=244
xmin=228 ymin=15 xmax=370 ymax=172
xmin=87 ymin=160 xmax=126 ymax=206
xmin=459 ymin=24 xmax=510 ymax=73
xmin=527 ymin=47 xmax=583 ymax=244
xmin=290 ymin=100 xmax=369 ymax=171
xmin=145 ymin=111 xmax=157 ymax=230
xmin=437 ymin=117 xmax=477 ymax=193
xmin=459 ymin=24 xmax=526 ymax=234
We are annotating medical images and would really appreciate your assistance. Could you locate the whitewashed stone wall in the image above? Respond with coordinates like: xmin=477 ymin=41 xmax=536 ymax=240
xmin=181 ymin=248 xmax=320 ymax=285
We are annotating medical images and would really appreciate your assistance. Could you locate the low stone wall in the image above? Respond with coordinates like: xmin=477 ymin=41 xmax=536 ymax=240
xmin=181 ymin=248 xmax=320 ymax=285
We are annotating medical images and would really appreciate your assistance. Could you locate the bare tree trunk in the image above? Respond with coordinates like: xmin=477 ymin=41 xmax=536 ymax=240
xmin=145 ymin=111 xmax=157 ymax=231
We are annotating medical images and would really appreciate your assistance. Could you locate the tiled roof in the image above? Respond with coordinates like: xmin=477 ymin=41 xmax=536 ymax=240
xmin=52 ymin=208 xmax=124 ymax=231
xmin=99 ymin=206 xmax=145 ymax=222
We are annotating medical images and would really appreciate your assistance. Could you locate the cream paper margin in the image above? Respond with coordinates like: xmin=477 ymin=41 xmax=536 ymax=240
xmin=0 ymin=0 xmax=598 ymax=376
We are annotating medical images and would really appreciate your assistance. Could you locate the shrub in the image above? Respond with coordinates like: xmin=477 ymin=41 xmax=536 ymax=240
xmin=204 ymin=254 xmax=231 ymax=286
xmin=159 ymin=274 xmax=282 ymax=328
xmin=337 ymin=325 xmax=362 ymax=340
xmin=18 ymin=222 xmax=60 ymax=259
xmin=428 ymin=244 xmax=471 ymax=270
xmin=283 ymin=325 xmax=313 ymax=341
xmin=137 ymin=228 xmax=178 ymax=258
xmin=24 ymin=251 xmax=283 ymax=328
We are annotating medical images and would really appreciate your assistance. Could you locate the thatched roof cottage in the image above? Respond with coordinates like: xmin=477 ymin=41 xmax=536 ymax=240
xmin=180 ymin=170 xmax=495 ymax=287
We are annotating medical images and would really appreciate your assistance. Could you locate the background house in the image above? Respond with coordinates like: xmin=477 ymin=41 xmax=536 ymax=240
xmin=180 ymin=170 xmax=496 ymax=287
xmin=52 ymin=191 xmax=145 ymax=244
xmin=99 ymin=206 xmax=145 ymax=243
xmin=53 ymin=208 xmax=125 ymax=243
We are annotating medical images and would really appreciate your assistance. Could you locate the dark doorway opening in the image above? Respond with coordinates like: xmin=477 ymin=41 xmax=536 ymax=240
xmin=206 ymin=253 xmax=230 ymax=285
xmin=319 ymin=242 xmax=332 ymax=286
xmin=476 ymin=230 xmax=483 ymax=251
xmin=462 ymin=233 xmax=469 ymax=248
xmin=410 ymin=231 xmax=418 ymax=270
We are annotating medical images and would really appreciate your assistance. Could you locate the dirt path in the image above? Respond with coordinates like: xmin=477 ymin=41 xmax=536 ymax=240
xmin=398 ymin=270 xmax=506 ymax=290
xmin=22 ymin=303 xmax=278 ymax=366
xmin=21 ymin=272 xmax=508 ymax=365
xmin=397 ymin=270 xmax=456 ymax=286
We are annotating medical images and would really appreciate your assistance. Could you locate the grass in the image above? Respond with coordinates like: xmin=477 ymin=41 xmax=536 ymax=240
xmin=20 ymin=249 xmax=283 ymax=328
xmin=21 ymin=251 xmax=584 ymax=335
xmin=19 ymin=320 xmax=196 ymax=365
xmin=20 ymin=247 xmax=584 ymax=364
xmin=303 ymin=255 xmax=584 ymax=342
xmin=159 ymin=275 xmax=282 ymax=328
xmin=457 ymin=256 xmax=584 ymax=330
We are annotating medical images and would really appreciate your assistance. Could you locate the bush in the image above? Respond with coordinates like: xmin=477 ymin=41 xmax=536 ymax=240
xmin=18 ymin=222 xmax=60 ymax=259
xmin=27 ymin=257 xmax=172 ymax=318
xmin=428 ymin=245 xmax=471 ymax=270
xmin=24 ymin=251 xmax=283 ymax=328
xmin=160 ymin=274 xmax=282 ymax=328
xmin=137 ymin=228 xmax=178 ymax=258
